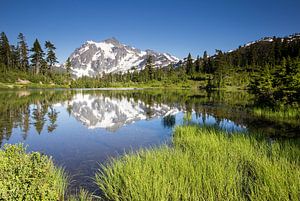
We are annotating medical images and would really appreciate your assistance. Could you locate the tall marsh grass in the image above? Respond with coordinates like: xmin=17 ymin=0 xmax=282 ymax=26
xmin=96 ymin=126 xmax=300 ymax=201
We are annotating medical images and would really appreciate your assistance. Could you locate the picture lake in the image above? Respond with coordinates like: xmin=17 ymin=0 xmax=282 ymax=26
xmin=0 ymin=89 xmax=299 ymax=192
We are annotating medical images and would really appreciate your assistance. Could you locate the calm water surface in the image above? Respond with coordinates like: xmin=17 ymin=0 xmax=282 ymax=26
xmin=0 ymin=89 xmax=299 ymax=191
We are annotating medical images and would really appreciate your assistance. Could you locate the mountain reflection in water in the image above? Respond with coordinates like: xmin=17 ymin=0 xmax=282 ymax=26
xmin=0 ymin=89 xmax=298 ymax=191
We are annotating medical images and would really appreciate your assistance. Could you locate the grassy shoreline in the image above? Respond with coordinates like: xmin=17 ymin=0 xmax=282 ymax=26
xmin=96 ymin=126 xmax=300 ymax=200
xmin=0 ymin=81 xmax=70 ymax=89
xmin=0 ymin=81 xmax=198 ymax=90
xmin=0 ymin=80 xmax=247 ymax=90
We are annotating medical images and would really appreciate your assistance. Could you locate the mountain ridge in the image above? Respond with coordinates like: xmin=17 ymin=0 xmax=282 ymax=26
xmin=67 ymin=37 xmax=179 ymax=77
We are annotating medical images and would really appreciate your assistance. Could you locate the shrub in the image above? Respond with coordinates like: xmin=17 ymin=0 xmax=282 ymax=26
xmin=0 ymin=144 xmax=68 ymax=201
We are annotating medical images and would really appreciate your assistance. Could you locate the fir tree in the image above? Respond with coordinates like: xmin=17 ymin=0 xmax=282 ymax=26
xmin=195 ymin=55 xmax=201 ymax=73
xmin=203 ymin=51 xmax=209 ymax=73
xmin=30 ymin=39 xmax=44 ymax=74
xmin=10 ymin=45 xmax=20 ymax=70
xmin=213 ymin=50 xmax=226 ymax=88
xmin=45 ymin=41 xmax=58 ymax=73
xmin=65 ymin=57 xmax=72 ymax=77
xmin=0 ymin=32 xmax=11 ymax=68
xmin=17 ymin=33 xmax=29 ymax=71
xmin=145 ymin=55 xmax=154 ymax=80
xmin=185 ymin=53 xmax=193 ymax=75
xmin=40 ymin=59 xmax=48 ymax=75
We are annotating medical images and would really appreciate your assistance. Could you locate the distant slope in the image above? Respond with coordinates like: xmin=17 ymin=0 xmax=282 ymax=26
xmin=219 ymin=33 xmax=300 ymax=67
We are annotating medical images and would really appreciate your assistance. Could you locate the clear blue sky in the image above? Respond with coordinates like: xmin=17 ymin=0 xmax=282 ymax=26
xmin=1 ymin=0 xmax=300 ymax=62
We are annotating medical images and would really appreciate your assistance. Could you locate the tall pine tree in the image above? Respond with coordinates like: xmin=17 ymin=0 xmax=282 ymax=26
xmin=203 ymin=51 xmax=210 ymax=73
xmin=65 ymin=57 xmax=72 ymax=77
xmin=17 ymin=33 xmax=29 ymax=71
xmin=45 ymin=41 xmax=57 ymax=73
xmin=185 ymin=53 xmax=193 ymax=75
xmin=10 ymin=45 xmax=20 ymax=70
xmin=144 ymin=55 xmax=154 ymax=81
xmin=195 ymin=55 xmax=201 ymax=73
xmin=0 ymin=32 xmax=11 ymax=69
xmin=30 ymin=39 xmax=44 ymax=74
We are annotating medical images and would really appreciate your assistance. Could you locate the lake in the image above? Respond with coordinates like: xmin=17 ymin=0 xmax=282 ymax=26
xmin=0 ymin=89 xmax=299 ymax=192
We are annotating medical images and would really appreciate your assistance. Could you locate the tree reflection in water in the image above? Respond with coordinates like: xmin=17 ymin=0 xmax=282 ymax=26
xmin=0 ymin=89 xmax=299 ymax=146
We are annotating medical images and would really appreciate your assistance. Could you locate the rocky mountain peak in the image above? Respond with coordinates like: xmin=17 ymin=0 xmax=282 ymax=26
xmin=67 ymin=38 xmax=179 ymax=78
xmin=103 ymin=37 xmax=121 ymax=45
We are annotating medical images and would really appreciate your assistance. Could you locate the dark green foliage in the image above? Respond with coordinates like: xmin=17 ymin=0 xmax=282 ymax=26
xmin=250 ymin=57 xmax=300 ymax=106
xmin=201 ymin=34 xmax=300 ymax=106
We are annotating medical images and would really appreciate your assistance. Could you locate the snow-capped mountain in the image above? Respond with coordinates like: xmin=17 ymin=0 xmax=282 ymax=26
xmin=65 ymin=93 xmax=179 ymax=131
xmin=226 ymin=33 xmax=300 ymax=53
xmin=68 ymin=38 xmax=179 ymax=77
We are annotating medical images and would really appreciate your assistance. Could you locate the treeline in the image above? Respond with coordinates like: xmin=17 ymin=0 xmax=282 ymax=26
xmin=0 ymin=32 xmax=70 ymax=85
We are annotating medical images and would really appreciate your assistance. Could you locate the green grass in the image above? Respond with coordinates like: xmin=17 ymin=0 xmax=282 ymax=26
xmin=253 ymin=107 xmax=300 ymax=122
xmin=96 ymin=126 xmax=300 ymax=201
xmin=67 ymin=188 xmax=95 ymax=201
xmin=70 ymin=79 xmax=204 ymax=89
xmin=0 ymin=81 xmax=69 ymax=89
xmin=0 ymin=144 xmax=68 ymax=201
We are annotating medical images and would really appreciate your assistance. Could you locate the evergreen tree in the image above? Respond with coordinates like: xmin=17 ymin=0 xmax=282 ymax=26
xmin=195 ymin=55 xmax=201 ymax=73
xmin=145 ymin=55 xmax=154 ymax=80
xmin=45 ymin=41 xmax=57 ymax=73
xmin=40 ymin=59 xmax=48 ymax=75
xmin=0 ymin=32 xmax=11 ymax=68
xmin=10 ymin=45 xmax=20 ymax=70
xmin=17 ymin=33 xmax=29 ymax=71
xmin=185 ymin=53 xmax=193 ymax=75
xmin=213 ymin=50 xmax=226 ymax=88
xmin=65 ymin=57 xmax=72 ymax=76
xmin=30 ymin=39 xmax=44 ymax=74
xmin=203 ymin=51 xmax=209 ymax=73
